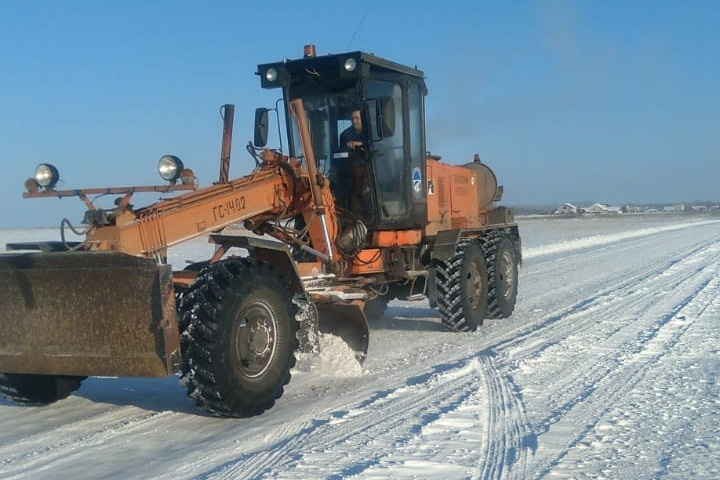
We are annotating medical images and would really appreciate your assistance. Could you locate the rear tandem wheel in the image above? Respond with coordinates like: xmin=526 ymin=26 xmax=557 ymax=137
xmin=435 ymin=238 xmax=488 ymax=332
xmin=485 ymin=234 xmax=519 ymax=319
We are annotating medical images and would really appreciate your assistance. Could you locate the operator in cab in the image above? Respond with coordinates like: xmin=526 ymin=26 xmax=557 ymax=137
xmin=339 ymin=109 xmax=364 ymax=152
xmin=335 ymin=109 xmax=370 ymax=217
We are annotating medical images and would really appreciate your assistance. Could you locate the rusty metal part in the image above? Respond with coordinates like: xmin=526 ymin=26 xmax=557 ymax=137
xmin=0 ymin=251 xmax=180 ymax=377
xmin=218 ymin=104 xmax=234 ymax=183
xmin=289 ymin=100 xmax=324 ymax=213
xmin=289 ymin=99 xmax=336 ymax=262
xmin=87 ymin=166 xmax=294 ymax=255
xmin=23 ymin=184 xmax=196 ymax=199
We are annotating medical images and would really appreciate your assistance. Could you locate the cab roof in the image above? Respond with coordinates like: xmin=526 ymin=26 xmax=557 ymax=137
xmin=257 ymin=48 xmax=426 ymax=89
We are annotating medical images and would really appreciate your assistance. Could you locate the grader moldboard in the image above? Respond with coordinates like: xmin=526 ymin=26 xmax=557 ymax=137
xmin=0 ymin=46 xmax=521 ymax=417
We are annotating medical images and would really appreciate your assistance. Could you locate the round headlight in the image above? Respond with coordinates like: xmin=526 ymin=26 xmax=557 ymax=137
xmin=344 ymin=58 xmax=357 ymax=72
xmin=158 ymin=155 xmax=184 ymax=182
xmin=265 ymin=67 xmax=278 ymax=82
xmin=35 ymin=163 xmax=60 ymax=189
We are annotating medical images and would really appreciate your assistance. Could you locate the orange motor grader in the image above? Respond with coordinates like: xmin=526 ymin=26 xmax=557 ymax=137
xmin=0 ymin=46 xmax=520 ymax=417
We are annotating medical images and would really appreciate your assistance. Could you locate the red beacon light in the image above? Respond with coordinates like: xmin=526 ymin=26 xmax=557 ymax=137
xmin=303 ymin=44 xmax=317 ymax=58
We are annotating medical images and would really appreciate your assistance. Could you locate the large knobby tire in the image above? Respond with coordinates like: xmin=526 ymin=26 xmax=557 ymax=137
xmin=485 ymin=236 xmax=519 ymax=319
xmin=0 ymin=373 xmax=85 ymax=406
xmin=178 ymin=258 xmax=299 ymax=417
xmin=436 ymin=239 xmax=488 ymax=332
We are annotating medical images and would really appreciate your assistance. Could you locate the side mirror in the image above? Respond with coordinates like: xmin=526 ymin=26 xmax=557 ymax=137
xmin=254 ymin=108 xmax=269 ymax=147
xmin=376 ymin=97 xmax=395 ymax=138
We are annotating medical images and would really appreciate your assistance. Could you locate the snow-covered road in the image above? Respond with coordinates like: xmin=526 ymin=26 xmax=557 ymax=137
xmin=1 ymin=215 xmax=719 ymax=479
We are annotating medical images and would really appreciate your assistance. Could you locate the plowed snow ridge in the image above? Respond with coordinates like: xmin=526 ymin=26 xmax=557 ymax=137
xmin=523 ymin=219 xmax=720 ymax=259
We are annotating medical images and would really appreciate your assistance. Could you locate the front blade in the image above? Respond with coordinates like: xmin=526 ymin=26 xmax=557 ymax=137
xmin=316 ymin=302 xmax=369 ymax=359
xmin=0 ymin=251 xmax=180 ymax=377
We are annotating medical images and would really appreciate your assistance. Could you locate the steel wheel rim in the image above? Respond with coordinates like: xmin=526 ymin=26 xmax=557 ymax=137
xmin=465 ymin=260 xmax=484 ymax=309
xmin=234 ymin=301 xmax=278 ymax=378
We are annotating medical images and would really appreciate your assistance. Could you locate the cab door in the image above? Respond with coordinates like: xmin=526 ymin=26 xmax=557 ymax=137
xmin=365 ymin=78 xmax=426 ymax=230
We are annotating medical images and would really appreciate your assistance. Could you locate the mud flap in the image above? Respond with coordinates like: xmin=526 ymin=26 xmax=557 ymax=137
xmin=0 ymin=252 xmax=180 ymax=377
xmin=315 ymin=302 xmax=369 ymax=360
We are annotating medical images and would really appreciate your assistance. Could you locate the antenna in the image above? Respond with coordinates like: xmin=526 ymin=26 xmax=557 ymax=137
xmin=346 ymin=10 xmax=369 ymax=50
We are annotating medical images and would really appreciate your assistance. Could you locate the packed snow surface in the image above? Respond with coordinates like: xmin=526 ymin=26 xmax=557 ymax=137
xmin=1 ymin=214 xmax=720 ymax=479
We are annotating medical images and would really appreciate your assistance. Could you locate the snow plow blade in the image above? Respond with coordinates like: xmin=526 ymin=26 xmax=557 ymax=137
xmin=316 ymin=302 xmax=369 ymax=359
xmin=0 ymin=252 xmax=180 ymax=378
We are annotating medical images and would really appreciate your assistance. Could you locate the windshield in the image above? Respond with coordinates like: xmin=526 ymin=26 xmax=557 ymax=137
xmin=288 ymin=90 xmax=361 ymax=176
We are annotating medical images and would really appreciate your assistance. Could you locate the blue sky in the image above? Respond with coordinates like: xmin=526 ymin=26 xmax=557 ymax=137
xmin=1 ymin=1 xmax=718 ymax=227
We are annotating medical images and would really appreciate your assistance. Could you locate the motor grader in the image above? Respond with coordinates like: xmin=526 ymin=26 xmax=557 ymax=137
xmin=0 ymin=46 xmax=521 ymax=417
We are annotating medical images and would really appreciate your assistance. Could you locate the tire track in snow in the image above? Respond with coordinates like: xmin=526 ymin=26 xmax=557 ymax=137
xmin=218 ymin=363 xmax=485 ymax=479
xmin=343 ymin=353 xmax=533 ymax=480
xmin=516 ymin=224 xmax=716 ymax=324
xmin=474 ymin=354 xmax=534 ymax=480
xmin=511 ymin=237 xmax=718 ymax=390
xmin=532 ymin=271 xmax=717 ymax=478
xmin=495 ymin=237 xmax=715 ymax=363
xmin=503 ymin=239 xmax=720 ymax=476
xmin=544 ymin=274 xmax=720 ymax=478
xmin=180 ymin=354 xmax=530 ymax=480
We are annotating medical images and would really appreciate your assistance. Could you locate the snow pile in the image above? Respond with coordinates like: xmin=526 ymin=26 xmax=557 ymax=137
xmin=294 ymin=333 xmax=363 ymax=378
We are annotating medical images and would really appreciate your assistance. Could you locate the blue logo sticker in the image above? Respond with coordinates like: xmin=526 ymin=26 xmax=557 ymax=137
xmin=412 ymin=167 xmax=422 ymax=193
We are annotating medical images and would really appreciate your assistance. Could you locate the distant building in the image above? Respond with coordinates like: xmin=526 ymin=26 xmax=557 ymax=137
xmin=688 ymin=204 xmax=720 ymax=213
xmin=663 ymin=204 xmax=686 ymax=213
xmin=584 ymin=203 xmax=621 ymax=214
xmin=622 ymin=204 xmax=645 ymax=214
xmin=554 ymin=203 xmax=578 ymax=215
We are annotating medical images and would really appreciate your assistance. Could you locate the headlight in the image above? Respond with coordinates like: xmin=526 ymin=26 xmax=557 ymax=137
xmin=343 ymin=58 xmax=357 ymax=72
xmin=35 ymin=163 xmax=60 ymax=189
xmin=179 ymin=168 xmax=196 ymax=186
xmin=158 ymin=155 xmax=184 ymax=182
xmin=265 ymin=67 xmax=278 ymax=82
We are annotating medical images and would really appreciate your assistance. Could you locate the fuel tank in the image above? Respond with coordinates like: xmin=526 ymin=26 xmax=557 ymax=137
xmin=461 ymin=161 xmax=499 ymax=209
